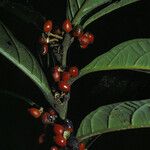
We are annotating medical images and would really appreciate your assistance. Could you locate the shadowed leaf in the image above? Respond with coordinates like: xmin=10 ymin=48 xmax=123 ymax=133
xmin=66 ymin=0 xmax=139 ymax=28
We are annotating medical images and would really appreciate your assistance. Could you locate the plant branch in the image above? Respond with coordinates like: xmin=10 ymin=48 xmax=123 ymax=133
xmin=52 ymin=34 xmax=74 ymax=119
xmin=62 ymin=33 xmax=74 ymax=67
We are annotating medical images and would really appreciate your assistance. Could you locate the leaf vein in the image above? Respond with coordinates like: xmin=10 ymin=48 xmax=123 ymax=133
xmin=134 ymin=52 xmax=150 ymax=65
xmin=2 ymin=24 xmax=21 ymax=63
xmin=68 ymin=0 xmax=75 ymax=18
xmin=25 ymin=48 xmax=34 ymax=74
xmin=131 ymin=103 xmax=147 ymax=125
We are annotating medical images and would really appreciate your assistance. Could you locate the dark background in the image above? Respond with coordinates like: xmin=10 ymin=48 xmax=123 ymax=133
xmin=0 ymin=0 xmax=150 ymax=149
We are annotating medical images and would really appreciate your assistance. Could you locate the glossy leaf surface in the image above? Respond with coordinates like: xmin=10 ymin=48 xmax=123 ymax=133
xmin=71 ymin=39 xmax=150 ymax=84
xmin=83 ymin=0 xmax=140 ymax=28
xmin=66 ymin=0 xmax=139 ymax=28
xmin=77 ymin=99 xmax=150 ymax=141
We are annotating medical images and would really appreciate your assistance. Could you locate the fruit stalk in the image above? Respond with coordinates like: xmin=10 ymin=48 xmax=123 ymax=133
xmin=62 ymin=33 xmax=74 ymax=67
xmin=47 ymin=32 xmax=63 ymax=40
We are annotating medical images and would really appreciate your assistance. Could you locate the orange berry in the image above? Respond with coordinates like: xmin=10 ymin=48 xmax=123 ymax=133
xmin=28 ymin=108 xmax=41 ymax=118
xmin=58 ymin=81 xmax=71 ymax=93
xmin=62 ymin=19 xmax=72 ymax=33
xmin=43 ymin=20 xmax=53 ymax=33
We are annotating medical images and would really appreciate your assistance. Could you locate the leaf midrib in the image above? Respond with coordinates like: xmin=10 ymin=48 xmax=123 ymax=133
xmin=72 ymin=0 xmax=110 ymax=25
xmin=0 ymin=47 xmax=50 ymax=94
xmin=83 ymin=0 xmax=139 ymax=28
xmin=72 ymin=0 xmax=87 ymax=24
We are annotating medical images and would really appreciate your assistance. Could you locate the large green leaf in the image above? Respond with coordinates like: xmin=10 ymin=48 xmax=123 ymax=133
xmin=71 ymin=39 xmax=150 ymax=84
xmin=66 ymin=0 xmax=139 ymax=28
xmin=0 ymin=21 xmax=67 ymax=119
xmin=77 ymin=99 xmax=150 ymax=141
xmin=83 ymin=0 xmax=140 ymax=28
xmin=66 ymin=0 xmax=111 ymax=23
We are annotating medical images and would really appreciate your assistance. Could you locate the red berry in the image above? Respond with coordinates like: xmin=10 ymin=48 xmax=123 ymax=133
xmin=72 ymin=25 xmax=83 ymax=38
xmin=58 ymin=81 xmax=71 ymax=93
xmin=43 ymin=20 xmax=53 ymax=33
xmin=53 ymin=124 xmax=65 ymax=135
xmin=50 ymin=146 xmax=58 ymax=150
xmin=52 ymin=71 xmax=60 ymax=82
xmin=42 ymin=44 xmax=48 ymax=55
xmin=79 ymin=33 xmax=90 ymax=46
xmin=54 ymin=135 xmax=67 ymax=147
xmin=69 ymin=67 xmax=79 ymax=77
xmin=62 ymin=19 xmax=72 ymax=33
xmin=38 ymin=133 xmax=45 ymax=144
xmin=88 ymin=33 xmax=94 ymax=43
xmin=42 ymin=112 xmax=51 ymax=124
xmin=62 ymin=71 xmax=71 ymax=82
xmin=28 ymin=108 xmax=41 ymax=118
xmin=79 ymin=143 xmax=85 ymax=150
xmin=52 ymin=66 xmax=60 ymax=82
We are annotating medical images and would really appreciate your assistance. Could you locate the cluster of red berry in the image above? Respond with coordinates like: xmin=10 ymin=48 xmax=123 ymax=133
xmin=28 ymin=108 xmax=85 ymax=150
xmin=34 ymin=19 xmax=91 ymax=150
xmin=62 ymin=19 xmax=95 ymax=49
xmin=72 ymin=25 xmax=94 ymax=49
xmin=38 ymin=19 xmax=94 ymax=55
xmin=50 ymin=122 xmax=85 ymax=150
xmin=51 ymin=123 xmax=72 ymax=149
xmin=38 ymin=19 xmax=63 ymax=55
xmin=39 ymin=20 xmax=52 ymax=55
xmin=52 ymin=66 xmax=78 ymax=93
xmin=28 ymin=107 xmax=57 ymax=123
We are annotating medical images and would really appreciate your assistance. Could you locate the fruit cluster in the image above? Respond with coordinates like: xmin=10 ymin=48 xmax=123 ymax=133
xmin=50 ymin=122 xmax=85 ymax=150
xmin=38 ymin=19 xmax=94 ymax=55
xmin=34 ymin=19 xmax=91 ymax=150
xmin=62 ymin=19 xmax=95 ymax=49
xmin=38 ymin=19 xmax=63 ymax=55
xmin=52 ymin=66 xmax=78 ymax=94
xmin=28 ymin=107 xmax=58 ymax=124
xmin=72 ymin=25 xmax=94 ymax=49
xmin=28 ymin=108 xmax=85 ymax=150
xmin=51 ymin=123 xmax=72 ymax=149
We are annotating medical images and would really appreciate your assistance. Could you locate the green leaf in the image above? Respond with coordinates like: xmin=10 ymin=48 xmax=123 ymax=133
xmin=77 ymin=99 xmax=150 ymax=141
xmin=66 ymin=0 xmax=139 ymax=28
xmin=71 ymin=38 xmax=150 ymax=84
xmin=83 ymin=0 xmax=140 ymax=28
xmin=0 ymin=21 xmax=67 ymax=119
xmin=66 ymin=0 xmax=111 ymax=22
